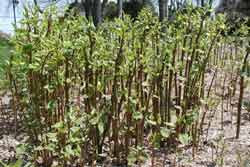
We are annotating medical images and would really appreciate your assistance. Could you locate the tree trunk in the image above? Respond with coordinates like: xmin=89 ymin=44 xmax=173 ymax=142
xmin=12 ymin=0 xmax=17 ymax=26
xmin=84 ymin=0 xmax=92 ymax=21
xmin=166 ymin=0 xmax=169 ymax=19
xmin=102 ymin=0 xmax=108 ymax=18
xmin=93 ymin=0 xmax=102 ymax=26
xmin=159 ymin=0 xmax=166 ymax=22
xmin=201 ymin=0 xmax=204 ymax=6
xmin=117 ymin=0 xmax=123 ymax=18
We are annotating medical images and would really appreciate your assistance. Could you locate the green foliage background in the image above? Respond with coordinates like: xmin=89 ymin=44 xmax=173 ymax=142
xmin=0 ymin=34 xmax=11 ymax=89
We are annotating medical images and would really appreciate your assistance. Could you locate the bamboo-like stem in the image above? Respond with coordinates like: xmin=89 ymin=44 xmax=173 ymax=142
xmin=236 ymin=51 xmax=249 ymax=139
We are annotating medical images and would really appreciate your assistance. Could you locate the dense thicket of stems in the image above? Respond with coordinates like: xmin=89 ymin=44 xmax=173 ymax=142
xmin=7 ymin=5 xmax=249 ymax=166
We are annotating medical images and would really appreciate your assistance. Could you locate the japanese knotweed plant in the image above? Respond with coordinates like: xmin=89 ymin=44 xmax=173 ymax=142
xmin=8 ymin=5 xmax=229 ymax=166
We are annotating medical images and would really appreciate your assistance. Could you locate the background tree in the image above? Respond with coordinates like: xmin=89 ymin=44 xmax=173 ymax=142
xmin=12 ymin=0 xmax=18 ymax=26
xmin=104 ymin=0 xmax=155 ymax=20
xmin=93 ymin=0 xmax=102 ymax=26
xmin=117 ymin=0 xmax=123 ymax=18
xmin=216 ymin=0 xmax=250 ymax=16
xmin=159 ymin=0 xmax=166 ymax=21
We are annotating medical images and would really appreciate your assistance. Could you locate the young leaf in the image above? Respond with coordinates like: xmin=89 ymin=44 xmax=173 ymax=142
xmin=98 ymin=121 xmax=104 ymax=134
xmin=133 ymin=111 xmax=143 ymax=120
xmin=179 ymin=134 xmax=191 ymax=145
xmin=160 ymin=127 xmax=170 ymax=138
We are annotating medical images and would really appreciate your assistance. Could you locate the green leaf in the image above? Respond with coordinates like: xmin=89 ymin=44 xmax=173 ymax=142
xmin=133 ymin=111 xmax=143 ymax=120
xmin=179 ymin=133 xmax=191 ymax=145
xmin=53 ymin=121 xmax=64 ymax=129
xmin=16 ymin=144 xmax=26 ymax=157
xmin=98 ymin=121 xmax=104 ymax=134
xmin=13 ymin=159 xmax=23 ymax=167
xmin=146 ymin=119 xmax=157 ymax=126
xmin=65 ymin=145 xmax=75 ymax=157
xmin=34 ymin=146 xmax=44 ymax=151
xmin=47 ymin=100 xmax=56 ymax=110
xmin=0 ymin=160 xmax=8 ymax=167
xmin=23 ymin=162 xmax=32 ymax=167
xmin=151 ymin=133 xmax=162 ymax=148
xmin=66 ymin=78 xmax=71 ymax=83
xmin=160 ymin=127 xmax=170 ymax=138
xmin=28 ymin=63 xmax=39 ymax=70
xmin=22 ymin=43 xmax=33 ymax=52
xmin=45 ymin=143 xmax=56 ymax=151
xmin=127 ymin=149 xmax=137 ymax=165
xmin=71 ymin=126 xmax=80 ymax=134
xmin=90 ymin=115 xmax=99 ymax=125
xmin=46 ymin=133 xmax=57 ymax=142
xmin=165 ymin=122 xmax=175 ymax=128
